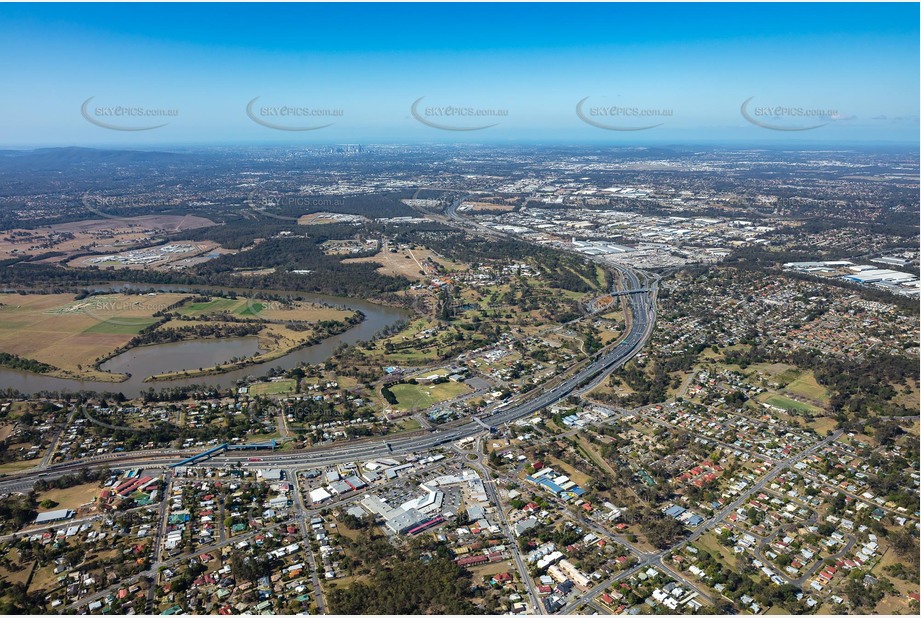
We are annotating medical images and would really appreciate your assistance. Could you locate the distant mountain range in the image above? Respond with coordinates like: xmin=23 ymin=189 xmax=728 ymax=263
xmin=0 ymin=147 xmax=184 ymax=167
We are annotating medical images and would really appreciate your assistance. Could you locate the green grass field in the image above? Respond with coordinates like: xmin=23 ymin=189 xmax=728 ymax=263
xmin=695 ymin=532 xmax=738 ymax=568
xmin=0 ymin=459 xmax=39 ymax=474
xmin=375 ymin=349 xmax=440 ymax=364
xmin=395 ymin=417 xmax=422 ymax=431
xmin=363 ymin=318 xmax=442 ymax=364
xmin=0 ymin=292 xmax=193 ymax=381
xmin=249 ymin=379 xmax=297 ymax=396
xmin=776 ymin=367 xmax=802 ymax=384
xmin=177 ymin=298 xmax=243 ymax=316
xmin=807 ymin=417 xmax=838 ymax=434
xmin=389 ymin=381 xmax=471 ymax=411
xmin=36 ymin=483 xmax=99 ymax=511
xmin=177 ymin=296 xmax=347 ymax=324
xmin=762 ymin=394 xmax=821 ymax=414
xmin=785 ymin=373 xmax=830 ymax=403
xmin=745 ymin=362 xmax=829 ymax=408
xmin=238 ymin=301 xmax=267 ymax=316
xmin=765 ymin=605 xmax=791 ymax=615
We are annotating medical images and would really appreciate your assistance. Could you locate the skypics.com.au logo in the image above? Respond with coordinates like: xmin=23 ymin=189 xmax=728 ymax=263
xmin=81 ymin=194 xmax=183 ymax=220
xmin=741 ymin=97 xmax=839 ymax=131
xmin=576 ymin=96 xmax=673 ymax=131
xmin=411 ymin=97 xmax=508 ymax=131
xmin=246 ymin=191 xmax=346 ymax=221
xmin=81 ymin=97 xmax=178 ymax=131
xmin=78 ymin=295 xmax=178 ymax=328
xmin=246 ymin=97 xmax=343 ymax=131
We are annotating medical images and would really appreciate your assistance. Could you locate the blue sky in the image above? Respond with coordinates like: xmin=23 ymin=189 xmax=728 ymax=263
xmin=0 ymin=3 xmax=917 ymax=146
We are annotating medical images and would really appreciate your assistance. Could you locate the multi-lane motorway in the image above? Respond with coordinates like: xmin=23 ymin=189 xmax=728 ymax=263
xmin=0 ymin=263 xmax=656 ymax=494
xmin=0 ymin=198 xmax=661 ymax=615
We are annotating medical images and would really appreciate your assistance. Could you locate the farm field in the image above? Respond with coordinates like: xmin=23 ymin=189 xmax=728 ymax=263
xmin=388 ymin=381 xmax=472 ymax=411
xmin=178 ymin=297 xmax=241 ymax=315
xmin=176 ymin=296 xmax=348 ymax=322
xmin=0 ymin=292 xmax=190 ymax=381
xmin=0 ymin=292 xmax=355 ymax=382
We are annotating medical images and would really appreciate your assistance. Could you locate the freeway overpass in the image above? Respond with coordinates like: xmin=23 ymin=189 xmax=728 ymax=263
xmin=0 ymin=266 xmax=655 ymax=493
xmin=0 ymin=198 xmax=657 ymax=491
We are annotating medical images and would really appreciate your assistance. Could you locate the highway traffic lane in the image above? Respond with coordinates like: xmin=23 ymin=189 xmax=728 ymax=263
xmin=0 ymin=269 xmax=655 ymax=493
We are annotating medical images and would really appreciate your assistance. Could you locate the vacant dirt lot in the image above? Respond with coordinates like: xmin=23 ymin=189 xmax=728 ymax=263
xmin=343 ymin=243 xmax=463 ymax=280
xmin=36 ymin=482 xmax=100 ymax=512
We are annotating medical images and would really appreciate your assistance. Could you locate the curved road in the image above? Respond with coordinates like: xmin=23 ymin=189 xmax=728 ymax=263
xmin=0 ymin=204 xmax=658 ymax=493
xmin=0 ymin=274 xmax=655 ymax=495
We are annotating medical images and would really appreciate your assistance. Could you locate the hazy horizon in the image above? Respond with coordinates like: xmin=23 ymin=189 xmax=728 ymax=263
xmin=1 ymin=3 xmax=918 ymax=147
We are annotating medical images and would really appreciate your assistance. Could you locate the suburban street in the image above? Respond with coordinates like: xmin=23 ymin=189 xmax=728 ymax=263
xmin=461 ymin=438 xmax=545 ymax=615
xmin=0 ymin=262 xmax=657 ymax=498
xmin=288 ymin=469 xmax=326 ymax=614
xmin=0 ymin=187 xmax=898 ymax=617
xmin=558 ymin=430 xmax=847 ymax=614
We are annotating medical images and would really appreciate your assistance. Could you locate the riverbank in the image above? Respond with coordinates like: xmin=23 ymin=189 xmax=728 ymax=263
xmin=144 ymin=312 xmax=362 ymax=382
xmin=0 ymin=287 xmax=408 ymax=397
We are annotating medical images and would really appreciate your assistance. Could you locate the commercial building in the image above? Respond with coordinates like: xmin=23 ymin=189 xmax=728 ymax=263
xmin=383 ymin=507 xmax=431 ymax=534
xmin=33 ymin=509 xmax=76 ymax=525
xmin=259 ymin=469 xmax=283 ymax=481
xmin=308 ymin=487 xmax=332 ymax=504
xmin=359 ymin=493 xmax=440 ymax=535
xmin=399 ymin=484 xmax=444 ymax=515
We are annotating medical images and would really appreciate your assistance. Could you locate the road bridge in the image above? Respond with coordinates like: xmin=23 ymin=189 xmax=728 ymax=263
xmin=169 ymin=443 xmax=228 ymax=468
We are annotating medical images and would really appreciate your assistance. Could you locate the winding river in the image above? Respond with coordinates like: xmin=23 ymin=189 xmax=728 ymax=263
xmin=0 ymin=284 xmax=408 ymax=397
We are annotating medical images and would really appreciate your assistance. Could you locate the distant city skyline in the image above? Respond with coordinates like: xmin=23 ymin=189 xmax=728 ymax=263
xmin=1 ymin=2 xmax=917 ymax=146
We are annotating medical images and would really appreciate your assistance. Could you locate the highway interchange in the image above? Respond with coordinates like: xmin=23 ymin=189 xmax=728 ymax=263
xmin=0 ymin=194 xmax=739 ymax=614
xmin=0 ymin=192 xmax=658 ymax=495
xmin=0 ymin=197 xmax=855 ymax=615
xmin=0 ymin=263 xmax=656 ymax=495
